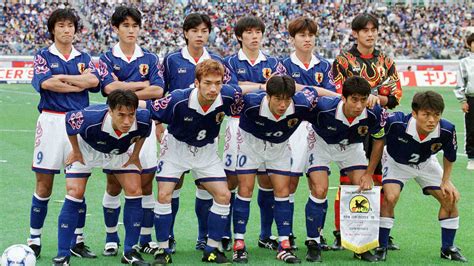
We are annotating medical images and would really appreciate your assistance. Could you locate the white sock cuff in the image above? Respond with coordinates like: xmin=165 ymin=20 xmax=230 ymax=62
xmin=196 ymin=188 xmax=213 ymax=200
xmin=140 ymin=227 xmax=153 ymax=235
xmin=34 ymin=193 xmax=51 ymax=201
xmin=258 ymin=186 xmax=273 ymax=192
xmin=440 ymin=216 xmax=459 ymax=230
xmin=30 ymin=228 xmax=42 ymax=236
xmin=236 ymin=194 xmax=251 ymax=202
xmin=106 ymin=226 xmax=118 ymax=233
xmin=74 ymin=228 xmax=84 ymax=234
xmin=380 ymin=217 xmax=394 ymax=229
xmin=309 ymin=194 xmax=327 ymax=204
xmin=65 ymin=195 xmax=83 ymax=203
xmin=142 ymin=194 xmax=155 ymax=209
xmin=289 ymin=193 xmax=295 ymax=203
xmin=124 ymin=195 xmax=142 ymax=200
xmin=210 ymin=201 xmax=230 ymax=216
xmin=102 ymin=192 xmax=121 ymax=209
xmin=172 ymin=189 xmax=181 ymax=199
xmin=154 ymin=202 xmax=172 ymax=215
xmin=274 ymin=196 xmax=289 ymax=202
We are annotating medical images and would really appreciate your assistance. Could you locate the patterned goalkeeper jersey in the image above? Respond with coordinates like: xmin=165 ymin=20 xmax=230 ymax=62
xmin=332 ymin=44 xmax=402 ymax=109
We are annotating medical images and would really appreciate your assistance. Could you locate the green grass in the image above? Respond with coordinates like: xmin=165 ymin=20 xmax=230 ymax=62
xmin=0 ymin=84 xmax=472 ymax=265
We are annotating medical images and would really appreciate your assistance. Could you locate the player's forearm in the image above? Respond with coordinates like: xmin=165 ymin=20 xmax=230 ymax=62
xmin=131 ymin=137 xmax=146 ymax=158
xmin=239 ymin=84 xmax=261 ymax=94
xmin=104 ymin=81 xmax=148 ymax=94
xmin=238 ymin=81 xmax=262 ymax=86
xmin=442 ymin=157 xmax=454 ymax=183
xmin=134 ymin=86 xmax=164 ymax=100
xmin=378 ymin=95 xmax=389 ymax=106
xmin=309 ymin=85 xmax=339 ymax=97
xmin=366 ymin=139 xmax=384 ymax=175
xmin=42 ymin=78 xmax=84 ymax=93
xmin=68 ymin=135 xmax=81 ymax=153
xmin=56 ymin=73 xmax=99 ymax=89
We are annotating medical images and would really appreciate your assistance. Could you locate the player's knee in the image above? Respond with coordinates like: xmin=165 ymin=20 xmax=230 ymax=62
xmin=158 ymin=188 xmax=173 ymax=202
xmin=106 ymin=182 xmax=122 ymax=196
xmin=123 ymin=185 xmax=142 ymax=197
xmin=238 ymin=185 xmax=253 ymax=198
xmin=313 ymin=186 xmax=328 ymax=198
xmin=213 ymin=189 xmax=231 ymax=205
xmin=274 ymin=187 xmax=289 ymax=198
xmin=440 ymin=198 xmax=457 ymax=212
xmin=384 ymin=192 xmax=399 ymax=207
xmin=66 ymin=186 xmax=85 ymax=199
xmin=141 ymin=181 xmax=153 ymax=195
xmin=35 ymin=184 xmax=53 ymax=198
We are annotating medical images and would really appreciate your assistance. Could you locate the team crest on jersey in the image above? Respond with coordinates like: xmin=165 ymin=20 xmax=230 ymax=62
xmin=315 ymin=72 xmax=324 ymax=83
xmin=431 ymin=143 xmax=442 ymax=152
xmin=262 ymin=68 xmax=272 ymax=79
xmin=287 ymin=118 xmax=299 ymax=128
xmin=349 ymin=195 xmax=370 ymax=213
xmin=292 ymin=72 xmax=301 ymax=78
xmin=216 ymin=112 xmax=225 ymax=124
xmin=130 ymin=136 xmax=140 ymax=144
xmin=178 ymin=68 xmax=187 ymax=74
xmin=357 ymin=126 xmax=369 ymax=136
xmin=67 ymin=112 xmax=84 ymax=130
xmin=77 ymin=63 xmax=86 ymax=74
xmin=139 ymin=64 xmax=149 ymax=76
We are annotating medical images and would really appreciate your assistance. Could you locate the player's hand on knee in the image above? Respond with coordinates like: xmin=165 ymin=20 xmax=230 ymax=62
xmin=66 ymin=151 xmax=85 ymax=165
xmin=358 ymin=173 xmax=374 ymax=191
xmin=441 ymin=180 xmax=459 ymax=204
xmin=156 ymin=123 xmax=165 ymax=142
xmin=123 ymin=155 xmax=142 ymax=171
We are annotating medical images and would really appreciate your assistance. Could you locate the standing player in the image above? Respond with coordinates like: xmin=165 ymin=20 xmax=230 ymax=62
xmin=29 ymin=8 xmax=99 ymax=259
xmin=281 ymin=16 xmax=337 ymax=250
xmin=331 ymin=13 xmax=402 ymax=250
xmin=97 ymin=6 xmax=165 ymax=257
xmin=304 ymin=76 xmax=385 ymax=263
xmin=53 ymin=89 xmax=152 ymax=266
xmin=161 ymin=13 xmax=225 ymax=251
xmin=374 ymin=91 xmax=467 ymax=263
xmin=232 ymin=75 xmax=323 ymax=264
xmin=454 ymin=33 xmax=474 ymax=170
xmin=146 ymin=59 xmax=250 ymax=264
xmin=224 ymin=16 xmax=286 ymax=251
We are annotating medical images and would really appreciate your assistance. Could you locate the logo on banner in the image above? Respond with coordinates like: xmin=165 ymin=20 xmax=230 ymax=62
xmin=350 ymin=195 xmax=370 ymax=213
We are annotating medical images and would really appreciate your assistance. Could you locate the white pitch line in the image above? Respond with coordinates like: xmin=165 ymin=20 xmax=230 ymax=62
xmin=0 ymin=160 xmax=7 ymax=163
xmin=0 ymin=88 xmax=103 ymax=104
xmin=0 ymin=129 xmax=35 ymax=132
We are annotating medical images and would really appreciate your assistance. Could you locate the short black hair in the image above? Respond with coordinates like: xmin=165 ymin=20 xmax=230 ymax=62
xmin=467 ymin=33 xmax=474 ymax=47
xmin=183 ymin=13 xmax=212 ymax=44
xmin=342 ymin=76 xmax=371 ymax=98
xmin=111 ymin=6 xmax=142 ymax=28
xmin=47 ymin=9 xmax=79 ymax=41
xmin=351 ymin=13 xmax=379 ymax=32
xmin=266 ymin=75 xmax=296 ymax=99
xmin=412 ymin=91 xmax=445 ymax=114
xmin=234 ymin=16 xmax=265 ymax=47
xmin=107 ymin=89 xmax=139 ymax=111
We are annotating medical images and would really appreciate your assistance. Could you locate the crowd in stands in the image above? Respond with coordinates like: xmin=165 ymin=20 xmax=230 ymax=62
xmin=0 ymin=1 xmax=472 ymax=60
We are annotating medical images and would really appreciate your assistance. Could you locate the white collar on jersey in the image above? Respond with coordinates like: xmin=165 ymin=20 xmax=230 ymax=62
xmin=49 ymin=43 xmax=81 ymax=62
xmin=181 ymin=46 xmax=211 ymax=65
xmin=112 ymin=43 xmax=144 ymax=63
xmin=188 ymin=88 xmax=223 ymax=115
xmin=259 ymin=95 xmax=295 ymax=122
xmin=335 ymin=100 xmax=367 ymax=126
xmin=406 ymin=116 xmax=440 ymax=143
xmin=469 ymin=52 xmax=474 ymax=59
xmin=102 ymin=111 xmax=137 ymax=139
xmin=290 ymin=52 xmax=320 ymax=70
xmin=238 ymin=49 xmax=267 ymax=66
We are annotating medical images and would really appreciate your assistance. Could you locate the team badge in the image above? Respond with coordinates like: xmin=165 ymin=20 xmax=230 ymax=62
xmin=349 ymin=195 xmax=370 ymax=213
xmin=357 ymin=126 xmax=369 ymax=136
xmin=287 ymin=118 xmax=299 ymax=128
xmin=216 ymin=112 xmax=225 ymax=124
xmin=315 ymin=72 xmax=324 ymax=83
xmin=262 ymin=68 xmax=272 ymax=79
xmin=77 ymin=63 xmax=86 ymax=74
xmin=431 ymin=143 xmax=442 ymax=152
xmin=139 ymin=64 xmax=149 ymax=76
xmin=130 ymin=136 xmax=140 ymax=144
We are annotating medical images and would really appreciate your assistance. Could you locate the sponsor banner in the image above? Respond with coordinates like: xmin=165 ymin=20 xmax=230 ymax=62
xmin=0 ymin=68 xmax=34 ymax=81
xmin=340 ymin=185 xmax=381 ymax=254
xmin=399 ymin=71 xmax=458 ymax=87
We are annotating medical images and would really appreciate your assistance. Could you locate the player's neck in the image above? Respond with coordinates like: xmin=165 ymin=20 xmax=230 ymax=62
xmin=187 ymin=45 xmax=204 ymax=59
xmin=119 ymin=42 xmax=136 ymax=57
xmin=295 ymin=50 xmax=312 ymax=65
xmin=197 ymin=93 xmax=213 ymax=107
xmin=242 ymin=47 xmax=260 ymax=61
xmin=356 ymin=44 xmax=374 ymax=57
xmin=415 ymin=126 xmax=431 ymax=137
xmin=342 ymin=104 xmax=357 ymax=120
xmin=54 ymin=42 xmax=73 ymax=56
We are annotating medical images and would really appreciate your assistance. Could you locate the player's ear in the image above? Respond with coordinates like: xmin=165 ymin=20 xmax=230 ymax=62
xmin=289 ymin=36 xmax=295 ymax=46
xmin=351 ymin=30 xmax=358 ymax=40
xmin=411 ymin=110 xmax=417 ymax=119
xmin=194 ymin=78 xmax=199 ymax=89
xmin=112 ymin=25 xmax=119 ymax=34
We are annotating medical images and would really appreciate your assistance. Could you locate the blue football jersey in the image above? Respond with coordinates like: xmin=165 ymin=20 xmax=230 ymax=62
xmin=146 ymin=84 xmax=244 ymax=147
xmin=281 ymin=53 xmax=336 ymax=92
xmin=239 ymin=87 xmax=319 ymax=143
xmin=306 ymin=97 xmax=386 ymax=145
xmin=98 ymin=43 xmax=165 ymax=95
xmin=384 ymin=112 xmax=457 ymax=164
xmin=224 ymin=49 xmax=286 ymax=85
xmin=32 ymin=44 xmax=100 ymax=113
xmin=65 ymin=104 xmax=152 ymax=154
xmin=162 ymin=47 xmax=224 ymax=93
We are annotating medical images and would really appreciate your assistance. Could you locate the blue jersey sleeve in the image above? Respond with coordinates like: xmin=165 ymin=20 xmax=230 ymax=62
xmin=84 ymin=53 xmax=100 ymax=93
xmin=98 ymin=54 xmax=115 ymax=90
xmin=321 ymin=62 xmax=336 ymax=92
xmin=146 ymin=94 xmax=175 ymax=124
xmin=162 ymin=54 xmax=172 ymax=93
xmin=224 ymin=57 xmax=239 ymax=85
xmin=32 ymin=51 xmax=52 ymax=92
xmin=65 ymin=110 xmax=86 ymax=136
xmin=369 ymin=105 xmax=387 ymax=139
xmin=222 ymin=85 xmax=244 ymax=116
xmin=299 ymin=87 xmax=319 ymax=110
xmin=149 ymin=54 xmax=165 ymax=88
xmin=442 ymin=124 xmax=457 ymax=162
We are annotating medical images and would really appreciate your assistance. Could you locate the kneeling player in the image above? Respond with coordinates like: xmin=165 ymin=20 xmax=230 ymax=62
xmin=53 ymin=90 xmax=152 ymax=266
xmin=304 ymin=76 xmax=385 ymax=263
xmin=374 ymin=91 xmax=467 ymax=263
